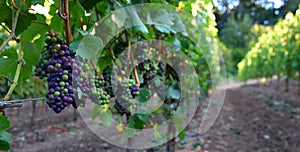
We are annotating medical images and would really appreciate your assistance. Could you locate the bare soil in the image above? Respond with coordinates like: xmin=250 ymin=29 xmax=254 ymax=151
xmin=4 ymin=80 xmax=300 ymax=152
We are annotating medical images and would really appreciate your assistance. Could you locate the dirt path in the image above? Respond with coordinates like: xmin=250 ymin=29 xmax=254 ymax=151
xmin=6 ymin=80 xmax=300 ymax=152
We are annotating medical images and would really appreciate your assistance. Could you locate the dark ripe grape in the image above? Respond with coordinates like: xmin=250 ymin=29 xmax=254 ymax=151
xmin=64 ymin=62 xmax=72 ymax=69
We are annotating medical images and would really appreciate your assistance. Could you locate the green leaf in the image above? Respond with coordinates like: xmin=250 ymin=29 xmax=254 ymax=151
xmin=70 ymin=0 xmax=85 ymax=23
xmin=136 ymin=88 xmax=151 ymax=103
xmin=128 ymin=114 xmax=147 ymax=129
xmin=178 ymin=130 xmax=185 ymax=141
xmin=22 ymin=14 xmax=49 ymax=48
xmin=22 ymin=42 xmax=41 ymax=79
xmin=91 ymin=104 xmax=101 ymax=120
xmin=136 ymin=114 xmax=149 ymax=123
xmin=14 ymin=42 xmax=40 ymax=95
xmin=0 ymin=115 xmax=11 ymax=132
xmin=0 ymin=48 xmax=18 ymax=80
xmin=80 ymin=0 xmax=101 ymax=11
xmin=96 ymin=53 xmax=113 ymax=72
xmin=69 ymin=41 xmax=81 ymax=50
xmin=167 ymin=81 xmax=180 ymax=100
xmin=0 ymin=1 xmax=12 ymax=23
xmin=5 ymin=12 xmax=37 ymax=36
xmin=50 ymin=14 xmax=64 ymax=33
xmin=126 ymin=8 xmax=148 ymax=33
xmin=77 ymin=35 xmax=103 ymax=59
xmin=0 ymin=140 xmax=10 ymax=150
xmin=99 ymin=110 xmax=112 ymax=126
xmin=127 ymin=128 xmax=137 ymax=138
xmin=0 ymin=131 xmax=13 ymax=143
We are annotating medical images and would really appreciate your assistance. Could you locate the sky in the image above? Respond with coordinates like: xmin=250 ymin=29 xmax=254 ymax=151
xmin=213 ymin=0 xmax=285 ymax=12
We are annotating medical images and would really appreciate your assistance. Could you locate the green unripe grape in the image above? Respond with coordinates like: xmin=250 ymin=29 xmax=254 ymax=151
xmin=54 ymin=44 xmax=61 ymax=50
xmin=63 ymin=70 xmax=68 ymax=75
xmin=62 ymin=75 xmax=68 ymax=81
xmin=44 ymin=36 xmax=51 ymax=42
xmin=54 ymin=91 xmax=60 ymax=97
xmin=63 ymin=88 xmax=68 ymax=93
xmin=80 ymin=73 xmax=84 ymax=78
xmin=51 ymin=37 xmax=57 ymax=43
xmin=59 ymin=82 xmax=65 ymax=87
xmin=55 ymin=63 xmax=61 ymax=68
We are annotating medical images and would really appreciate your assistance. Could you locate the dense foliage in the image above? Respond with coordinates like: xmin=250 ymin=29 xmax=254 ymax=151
xmin=238 ymin=6 xmax=300 ymax=85
xmin=0 ymin=0 xmax=222 ymax=150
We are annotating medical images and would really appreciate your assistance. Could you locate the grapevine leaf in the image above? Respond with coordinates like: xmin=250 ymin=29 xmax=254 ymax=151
xmin=80 ymin=0 xmax=101 ymax=11
xmin=127 ymin=128 xmax=137 ymax=138
xmin=96 ymin=53 xmax=113 ymax=72
xmin=0 ymin=116 xmax=11 ymax=151
xmin=91 ymin=105 xmax=101 ymax=120
xmin=25 ymin=0 xmax=41 ymax=8
xmin=0 ymin=1 xmax=12 ymax=23
xmin=99 ymin=110 xmax=112 ymax=126
xmin=136 ymin=88 xmax=151 ymax=103
xmin=0 ymin=48 xmax=18 ymax=80
xmin=128 ymin=114 xmax=147 ymax=129
xmin=4 ymin=12 xmax=36 ymax=36
xmin=70 ymin=0 xmax=85 ymax=23
xmin=95 ymin=0 xmax=112 ymax=16
xmin=167 ymin=81 xmax=180 ymax=100
xmin=178 ymin=130 xmax=185 ymax=141
xmin=49 ymin=0 xmax=59 ymax=15
xmin=0 ymin=131 xmax=12 ymax=143
xmin=50 ymin=14 xmax=64 ymax=33
xmin=126 ymin=8 xmax=148 ymax=33
xmin=69 ymin=41 xmax=81 ymax=50
xmin=0 ymin=115 xmax=11 ymax=132
xmin=22 ymin=14 xmax=49 ymax=50
xmin=3 ymin=42 xmax=40 ymax=95
xmin=21 ymin=42 xmax=40 ymax=81
xmin=77 ymin=35 xmax=103 ymax=59
xmin=0 ymin=140 xmax=10 ymax=150
xmin=136 ymin=114 xmax=149 ymax=123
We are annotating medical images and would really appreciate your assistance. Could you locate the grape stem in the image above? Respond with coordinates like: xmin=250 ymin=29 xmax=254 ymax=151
xmin=0 ymin=9 xmax=20 ymax=53
xmin=94 ymin=6 xmax=99 ymax=21
xmin=3 ymin=8 xmax=22 ymax=101
xmin=59 ymin=0 xmax=72 ymax=45
xmin=11 ymin=0 xmax=19 ymax=10
xmin=125 ymin=30 xmax=140 ymax=86
xmin=0 ymin=75 xmax=14 ymax=83
xmin=90 ymin=58 xmax=99 ymax=76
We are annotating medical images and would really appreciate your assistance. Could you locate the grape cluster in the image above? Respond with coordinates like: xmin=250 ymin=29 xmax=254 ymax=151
xmin=134 ymin=43 xmax=166 ymax=87
xmin=102 ymin=66 xmax=114 ymax=97
xmin=35 ymin=30 xmax=77 ymax=113
xmin=113 ymin=79 xmax=139 ymax=114
xmin=114 ymin=100 xmax=131 ymax=117
xmin=72 ymin=58 xmax=94 ymax=106
xmin=94 ymin=74 xmax=110 ymax=105
xmin=34 ymin=31 xmax=61 ymax=79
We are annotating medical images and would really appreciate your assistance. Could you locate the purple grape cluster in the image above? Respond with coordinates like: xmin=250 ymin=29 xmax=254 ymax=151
xmin=35 ymin=30 xmax=77 ymax=113
xmin=71 ymin=58 xmax=94 ymax=106
xmin=138 ymin=59 xmax=164 ymax=87
xmin=113 ymin=79 xmax=139 ymax=116
xmin=114 ymin=100 xmax=131 ymax=117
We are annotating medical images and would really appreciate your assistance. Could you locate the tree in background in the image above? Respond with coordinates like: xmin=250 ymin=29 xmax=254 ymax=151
xmin=213 ymin=0 xmax=300 ymax=75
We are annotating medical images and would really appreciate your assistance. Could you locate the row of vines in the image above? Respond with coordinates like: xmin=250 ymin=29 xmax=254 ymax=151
xmin=0 ymin=0 xmax=222 ymax=151
xmin=238 ymin=5 xmax=300 ymax=91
